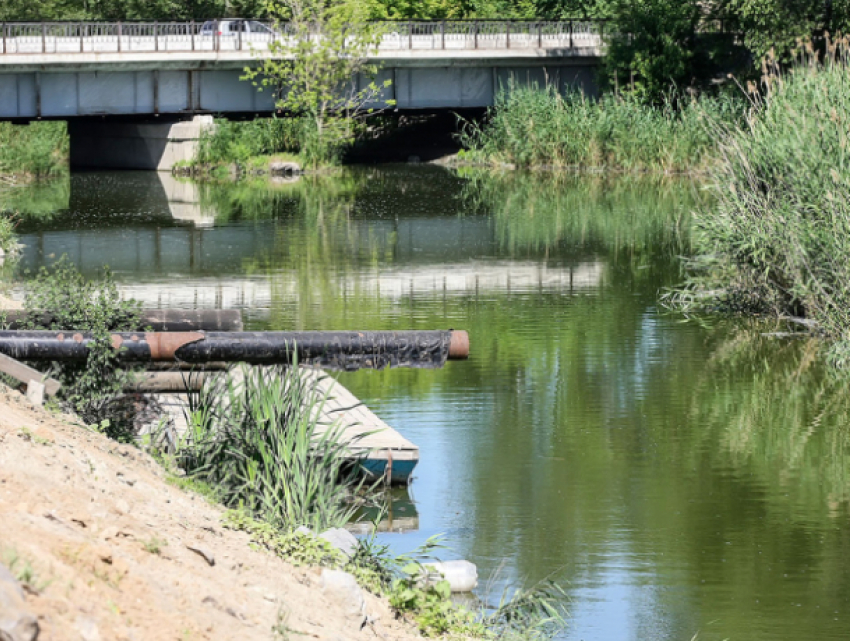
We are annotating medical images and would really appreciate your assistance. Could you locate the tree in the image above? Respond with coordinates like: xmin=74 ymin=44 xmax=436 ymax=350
xmin=604 ymin=0 xmax=704 ymax=103
xmin=244 ymin=0 xmax=393 ymax=167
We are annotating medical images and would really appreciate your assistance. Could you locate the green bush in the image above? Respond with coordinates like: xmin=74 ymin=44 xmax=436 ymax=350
xmin=460 ymin=84 xmax=741 ymax=172
xmin=23 ymin=257 xmax=143 ymax=432
xmin=0 ymin=122 xmax=68 ymax=178
xmin=195 ymin=116 xmax=305 ymax=166
xmin=673 ymin=39 xmax=850 ymax=364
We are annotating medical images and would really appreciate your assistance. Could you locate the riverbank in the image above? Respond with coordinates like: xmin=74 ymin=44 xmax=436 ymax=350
xmin=0 ymin=383 xmax=432 ymax=641
xmin=669 ymin=42 xmax=850 ymax=362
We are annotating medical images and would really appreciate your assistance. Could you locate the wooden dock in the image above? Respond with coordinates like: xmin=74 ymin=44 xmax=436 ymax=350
xmin=303 ymin=369 xmax=419 ymax=485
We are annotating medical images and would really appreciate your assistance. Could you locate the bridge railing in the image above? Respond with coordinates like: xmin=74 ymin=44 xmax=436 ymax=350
xmin=0 ymin=20 xmax=606 ymax=55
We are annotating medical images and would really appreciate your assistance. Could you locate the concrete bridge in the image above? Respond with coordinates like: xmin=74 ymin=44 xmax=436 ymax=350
xmin=0 ymin=21 xmax=602 ymax=168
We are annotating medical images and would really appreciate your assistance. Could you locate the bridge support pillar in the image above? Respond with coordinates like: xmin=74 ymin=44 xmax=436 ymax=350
xmin=69 ymin=115 xmax=213 ymax=171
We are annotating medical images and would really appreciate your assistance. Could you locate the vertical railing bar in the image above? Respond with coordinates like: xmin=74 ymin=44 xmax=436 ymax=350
xmin=569 ymin=19 xmax=573 ymax=49
xmin=42 ymin=23 xmax=46 ymax=53
xmin=441 ymin=20 xmax=445 ymax=50
xmin=191 ymin=20 xmax=195 ymax=51
xmin=155 ymin=21 xmax=159 ymax=52
xmin=2 ymin=23 xmax=5 ymax=55
xmin=506 ymin=21 xmax=510 ymax=49
xmin=117 ymin=22 xmax=122 ymax=52
xmin=238 ymin=20 xmax=243 ymax=51
xmin=474 ymin=20 xmax=478 ymax=49
xmin=538 ymin=22 xmax=542 ymax=48
xmin=408 ymin=21 xmax=412 ymax=50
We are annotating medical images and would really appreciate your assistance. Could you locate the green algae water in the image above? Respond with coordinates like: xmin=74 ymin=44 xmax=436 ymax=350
xmin=7 ymin=168 xmax=850 ymax=641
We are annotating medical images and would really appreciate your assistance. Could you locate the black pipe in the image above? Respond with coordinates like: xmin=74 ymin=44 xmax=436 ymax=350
xmin=1 ymin=309 xmax=243 ymax=332
xmin=0 ymin=330 xmax=470 ymax=371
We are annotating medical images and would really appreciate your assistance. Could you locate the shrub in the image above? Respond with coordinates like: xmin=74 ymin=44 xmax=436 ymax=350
xmin=195 ymin=116 xmax=304 ymax=166
xmin=0 ymin=122 xmax=68 ymax=178
xmin=23 ymin=257 xmax=143 ymax=433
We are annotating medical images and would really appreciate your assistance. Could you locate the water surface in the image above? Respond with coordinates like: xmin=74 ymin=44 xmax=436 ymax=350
xmin=7 ymin=168 xmax=850 ymax=641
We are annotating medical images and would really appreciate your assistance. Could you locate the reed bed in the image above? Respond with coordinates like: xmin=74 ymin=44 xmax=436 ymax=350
xmin=459 ymin=85 xmax=741 ymax=173
xmin=673 ymin=39 xmax=850 ymax=365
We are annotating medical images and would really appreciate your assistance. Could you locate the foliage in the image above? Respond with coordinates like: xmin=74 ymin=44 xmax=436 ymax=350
xmin=178 ymin=363 xmax=362 ymax=531
xmin=194 ymin=117 xmax=304 ymax=167
xmin=603 ymin=0 xmax=702 ymax=103
xmin=727 ymin=0 xmax=850 ymax=62
xmin=244 ymin=0 xmax=393 ymax=168
xmin=0 ymin=122 xmax=68 ymax=179
xmin=223 ymin=509 xmax=347 ymax=565
xmin=224 ymin=509 xmax=490 ymax=638
xmin=460 ymin=84 xmax=741 ymax=172
xmin=23 ymin=256 xmax=143 ymax=433
xmin=0 ymin=213 xmax=17 ymax=254
xmin=670 ymin=38 xmax=850 ymax=365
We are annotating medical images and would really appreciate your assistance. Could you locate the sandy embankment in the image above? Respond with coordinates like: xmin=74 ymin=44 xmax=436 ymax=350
xmin=0 ymin=384 xmax=426 ymax=641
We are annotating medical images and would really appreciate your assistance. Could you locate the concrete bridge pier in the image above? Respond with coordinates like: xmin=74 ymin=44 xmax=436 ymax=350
xmin=69 ymin=115 xmax=213 ymax=171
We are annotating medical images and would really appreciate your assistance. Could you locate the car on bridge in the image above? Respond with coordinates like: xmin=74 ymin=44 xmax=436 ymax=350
xmin=199 ymin=19 xmax=276 ymax=41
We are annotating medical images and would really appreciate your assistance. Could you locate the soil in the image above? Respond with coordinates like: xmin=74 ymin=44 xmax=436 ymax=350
xmin=0 ymin=384 xmax=427 ymax=641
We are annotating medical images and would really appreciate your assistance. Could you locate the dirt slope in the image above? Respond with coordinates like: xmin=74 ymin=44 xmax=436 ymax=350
xmin=0 ymin=384 xmax=425 ymax=641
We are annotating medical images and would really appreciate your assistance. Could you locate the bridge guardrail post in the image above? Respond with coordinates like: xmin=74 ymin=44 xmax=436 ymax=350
xmin=42 ymin=23 xmax=46 ymax=53
xmin=408 ymin=21 xmax=412 ymax=50
xmin=238 ymin=21 xmax=243 ymax=51
xmin=506 ymin=21 xmax=510 ymax=48
xmin=191 ymin=20 xmax=195 ymax=51
xmin=473 ymin=20 xmax=478 ymax=49
xmin=117 ymin=22 xmax=122 ymax=52
xmin=1 ymin=23 xmax=5 ymax=55
xmin=538 ymin=22 xmax=542 ymax=48
xmin=441 ymin=21 xmax=445 ymax=49
xmin=569 ymin=19 xmax=573 ymax=49
xmin=155 ymin=21 xmax=159 ymax=52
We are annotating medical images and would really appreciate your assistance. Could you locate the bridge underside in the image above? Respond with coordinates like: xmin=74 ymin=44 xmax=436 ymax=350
xmin=0 ymin=62 xmax=597 ymax=119
xmin=1 ymin=61 xmax=598 ymax=170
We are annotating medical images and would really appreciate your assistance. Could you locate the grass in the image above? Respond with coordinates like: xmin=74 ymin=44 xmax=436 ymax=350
xmin=224 ymin=509 xmax=566 ymax=639
xmin=668 ymin=38 xmax=850 ymax=366
xmin=0 ymin=121 xmax=69 ymax=179
xmin=2 ymin=547 xmax=50 ymax=594
xmin=142 ymin=537 xmax=167 ymax=555
xmin=0 ymin=212 xmax=16 ymax=253
xmin=177 ymin=363 xmax=363 ymax=532
xmin=458 ymin=84 xmax=742 ymax=173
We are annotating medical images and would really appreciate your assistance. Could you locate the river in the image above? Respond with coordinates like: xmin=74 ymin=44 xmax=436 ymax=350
xmin=6 ymin=167 xmax=850 ymax=641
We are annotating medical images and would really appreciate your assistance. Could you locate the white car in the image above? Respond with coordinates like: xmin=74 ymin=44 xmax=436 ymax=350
xmin=199 ymin=20 xmax=276 ymax=40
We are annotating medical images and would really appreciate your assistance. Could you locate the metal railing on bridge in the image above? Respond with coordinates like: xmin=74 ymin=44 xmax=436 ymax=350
xmin=0 ymin=20 xmax=606 ymax=55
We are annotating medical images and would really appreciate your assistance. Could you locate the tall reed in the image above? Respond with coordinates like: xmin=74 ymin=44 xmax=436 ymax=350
xmin=179 ymin=363 xmax=361 ymax=531
xmin=459 ymin=85 xmax=741 ymax=173
xmin=677 ymin=38 xmax=850 ymax=364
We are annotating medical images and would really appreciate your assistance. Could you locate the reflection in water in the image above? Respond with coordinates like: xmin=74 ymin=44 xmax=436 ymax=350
xmin=8 ymin=168 xmax=850 ymax=641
